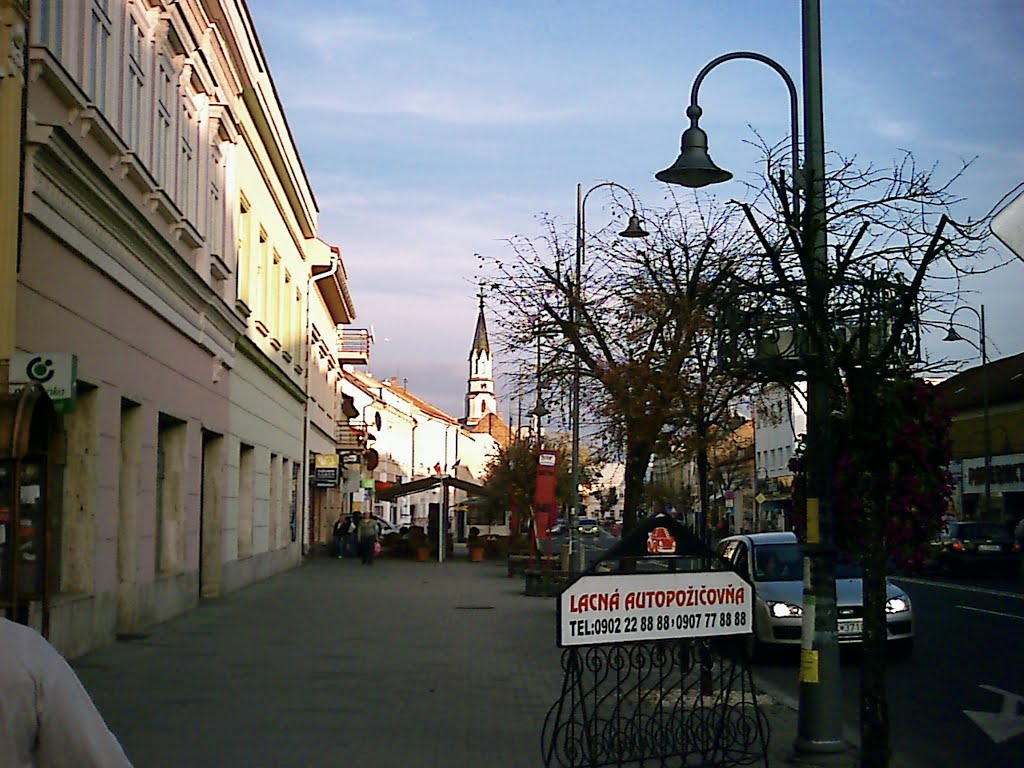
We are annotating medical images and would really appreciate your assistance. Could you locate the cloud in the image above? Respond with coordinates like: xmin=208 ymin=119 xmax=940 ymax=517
xmin=870 ymin=118 xmax=919 ymax=143
xmin=288 ymin=82 xmax=580 ymax=126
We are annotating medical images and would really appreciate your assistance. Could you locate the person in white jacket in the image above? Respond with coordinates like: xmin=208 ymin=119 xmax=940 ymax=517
xmin=0 ymin=617 xmax=133 ymax=768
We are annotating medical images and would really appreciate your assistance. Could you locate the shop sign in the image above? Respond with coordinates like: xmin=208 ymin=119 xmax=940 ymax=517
xmin=314 ymin=453 xmax=340 ymax=487
xmin=9 ymin=353 xmax=78 ymax=413
xmin=962 ymin=454 xmax=1024 ymax=494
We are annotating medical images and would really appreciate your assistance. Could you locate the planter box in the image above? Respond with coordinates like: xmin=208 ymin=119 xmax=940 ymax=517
xmin=523 ymin=567 xmax=572 ymax=597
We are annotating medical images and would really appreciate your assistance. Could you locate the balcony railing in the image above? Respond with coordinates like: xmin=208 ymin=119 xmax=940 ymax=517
xmin=337 ymin=327 xmax=371 ymax=365
xmin=336 ymin=422 xmax=370 ymax=451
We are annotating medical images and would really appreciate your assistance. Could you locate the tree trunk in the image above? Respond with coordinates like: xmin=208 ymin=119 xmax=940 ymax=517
xmin=850 ymin=376 xmax=891 ymax=768
xmin=696 ymin=441 xmax=710 ymax=547
xmin=622 ymin=439 xmax=652 ymax=537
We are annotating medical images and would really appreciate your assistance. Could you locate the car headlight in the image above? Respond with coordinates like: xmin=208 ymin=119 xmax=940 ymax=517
xmin=766 ymin=601 xmax=802 ymax=618
xmin=885 ymin=596 xmax=910 ymax=614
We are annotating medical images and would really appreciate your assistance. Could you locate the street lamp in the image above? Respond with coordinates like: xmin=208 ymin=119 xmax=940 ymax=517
xmin=656 ymin=1 xmax=842 ymax=756
xmin=571 ymin=182 xmax=648 ymax=572
xmin=530 ymin=319 xmax=550 ymax=437
xmin=943 ymin=304 xmax=992 ymax=520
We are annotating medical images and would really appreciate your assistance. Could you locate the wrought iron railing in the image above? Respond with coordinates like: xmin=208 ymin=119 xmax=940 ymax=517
xmin=541 ymin=637 xmax=768 ymax=768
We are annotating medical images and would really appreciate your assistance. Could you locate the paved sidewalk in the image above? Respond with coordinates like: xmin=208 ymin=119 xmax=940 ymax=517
xmin=72 ymin=554 xmax=874 ymax=767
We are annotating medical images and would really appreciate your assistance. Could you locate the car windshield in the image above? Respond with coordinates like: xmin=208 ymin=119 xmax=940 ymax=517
xmin=754 ymin=543 xmax=863 ymax=581
xmin=753 ymin=543 xmax=802 ymax=581
xmin=956 ymin=522 xmax=1009 ymax=540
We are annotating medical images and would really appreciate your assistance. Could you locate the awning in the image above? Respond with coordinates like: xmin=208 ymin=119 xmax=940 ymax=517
xmin=375 ymin=475 xmax=485 ymax=502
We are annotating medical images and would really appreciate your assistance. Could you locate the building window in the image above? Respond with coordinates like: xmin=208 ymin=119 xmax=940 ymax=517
xmin=269 ymin=250 xmax=281 ymax=343
xmin=37 ymin=0 xmax=65 ymax=60
xmin=208 ymin=149 xmax=224 ymax=258
xmin=87 ymin=1 xmax=111 ymax=111
xmin=180 ymin=129 xmax=194 ymax=221
xmin=237 ymin=197 xmax=251 ymax=307
xmin=155 ymin=55 xmax=174 ymax=188
xmin=123 ymin=13 xmax=145 ymax=151
xmin=291 ymin=287 xmax=302 ymax=364
xmin=256 ymin=230 xmax=269 ymax=323
xmin=281 ymin=270 xmax=292 ymax=352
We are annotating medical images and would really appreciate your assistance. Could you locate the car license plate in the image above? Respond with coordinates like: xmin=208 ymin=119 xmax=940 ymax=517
xmin=838 ymin=620 xmax=861 ymax=635
xmin=978 ymin=544 xmax=1001 ymax=552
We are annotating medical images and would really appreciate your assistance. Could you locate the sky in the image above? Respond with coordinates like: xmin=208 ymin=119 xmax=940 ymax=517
xmin=245 ymin=0 xmax=1024 ymax=420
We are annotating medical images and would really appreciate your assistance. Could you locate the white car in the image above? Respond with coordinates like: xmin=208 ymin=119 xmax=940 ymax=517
xmin=716 ymin=532 xmax=914 ymax=657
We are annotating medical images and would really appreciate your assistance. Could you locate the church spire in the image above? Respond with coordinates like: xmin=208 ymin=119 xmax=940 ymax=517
xmin=464 ymin=285 xmax=496 ymax=427
xmin=470 ymin=286 xmax=490 ymax=357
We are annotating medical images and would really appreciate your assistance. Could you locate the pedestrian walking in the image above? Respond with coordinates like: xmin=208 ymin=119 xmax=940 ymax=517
xmin=332 ymin=513 xmax=351 ymax=559
xmin=347 ymin=512 xmax=362 ymax=558
xmin=357 ymin=514 xmax=380 ymax=565
xmin=0 ymin=617 xmax=135 ymax=767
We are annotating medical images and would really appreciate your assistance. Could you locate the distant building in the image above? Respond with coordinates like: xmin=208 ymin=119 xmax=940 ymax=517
xmin=752 ymin=384 xmax=806 ymax=532
xmin=934 ymin=351 xmax=1024 ymax=524
xmin=464 ymin=291 xmax=497 ymax=428
xmin=335 ymin=296 xmax=509 ymax=538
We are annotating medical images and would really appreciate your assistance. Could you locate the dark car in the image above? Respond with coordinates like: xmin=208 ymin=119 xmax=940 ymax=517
xmin=933 ymin=520 xmax=1021 ymax=575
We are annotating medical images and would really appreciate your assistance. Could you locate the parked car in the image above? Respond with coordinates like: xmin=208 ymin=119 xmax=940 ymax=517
xmin=932 ymin=520 xmax=1021 ymax=576
xmin=372 ymin=516 xmax=401 ymax=537
xmin=716 ymin=532 xmax=914 ymax=657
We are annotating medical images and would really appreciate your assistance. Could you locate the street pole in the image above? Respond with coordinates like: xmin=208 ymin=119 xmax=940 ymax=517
xmin=795 ymin=0 xmax=843 ymax=755
xmin=570 ymin=182 xmax=648 ymax=570
xmin=571 ymin=183 xmax=583 ymax=572
xmin=944 ymin=303 xmax=991 ymax=519
xmin=980 ymin=305 xmax=991 ymax=520
xmin=654 ymin=2 xmax=842 ymax=752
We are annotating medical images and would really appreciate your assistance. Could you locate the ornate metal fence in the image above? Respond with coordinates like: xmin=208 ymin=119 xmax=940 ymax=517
xmin=541 ymin=636 xmax=768 ymax=768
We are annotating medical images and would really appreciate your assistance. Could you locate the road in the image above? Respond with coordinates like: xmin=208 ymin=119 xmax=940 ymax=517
xmin=753 ymin=570 xmax=1024 ymax=767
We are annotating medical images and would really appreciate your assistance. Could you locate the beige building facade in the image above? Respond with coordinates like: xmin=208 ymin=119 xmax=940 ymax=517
xmin=2 ymin=0 xmax=364 ymax=658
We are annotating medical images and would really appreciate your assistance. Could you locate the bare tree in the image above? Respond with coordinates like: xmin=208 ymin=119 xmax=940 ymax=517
xmin=732 ymin=140 xmax=1000 ymax=768
xmin=481 ymin=193 xmax=758 ymax=537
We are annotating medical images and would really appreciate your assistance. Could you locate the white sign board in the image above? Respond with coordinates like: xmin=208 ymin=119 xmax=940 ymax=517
xmin=992 ymin=185 xmax=1024 ymax=260
xmin=9 ymin=352 xmax=78 ymax=412
xmin=558 ymin=571 xmax=752 ymax=647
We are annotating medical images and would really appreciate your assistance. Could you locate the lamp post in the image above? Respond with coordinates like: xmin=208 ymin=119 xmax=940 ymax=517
xmin=530 ymin=319 xmax=550 ymax=439
xmin=656 ymin=0 xmax=843 ymax=755
xmin=571 ymin=182 xmax=648 ymax=572
xmin=943 ymin=304 xmax=992 ymax=520
xmin=754 ymin=466 xmax=770 ymax=532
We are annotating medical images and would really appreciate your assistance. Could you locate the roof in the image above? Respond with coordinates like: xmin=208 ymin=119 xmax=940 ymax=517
xmin=312 ymin=245 xmax=356 ymax=324
xmin=375 ymin=475 xmax=485 ymax=502
xmin=469 ymin=412 xmax=511 ymax=448
xmin=469 ymin=301 xmax=489 ymax=358
xmin=934 ymin=351 xmax=1024 ymax=412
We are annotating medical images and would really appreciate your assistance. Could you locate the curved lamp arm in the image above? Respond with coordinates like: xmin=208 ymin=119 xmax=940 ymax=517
xmin=578 ymin=181 xmax=647 ymax=266
xmin=669 ymin=51 xmax=801 ymax=220
xmin=946 ymin=304 xmax=986 ymax=364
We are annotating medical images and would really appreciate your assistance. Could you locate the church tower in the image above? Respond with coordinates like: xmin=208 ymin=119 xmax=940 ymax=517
xmin=464 ymin=288 xmax=497 ymax=427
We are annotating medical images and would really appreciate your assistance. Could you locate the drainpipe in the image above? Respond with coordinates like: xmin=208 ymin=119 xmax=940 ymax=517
xmin=300 ymin=247 xmax=339 ymax=556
